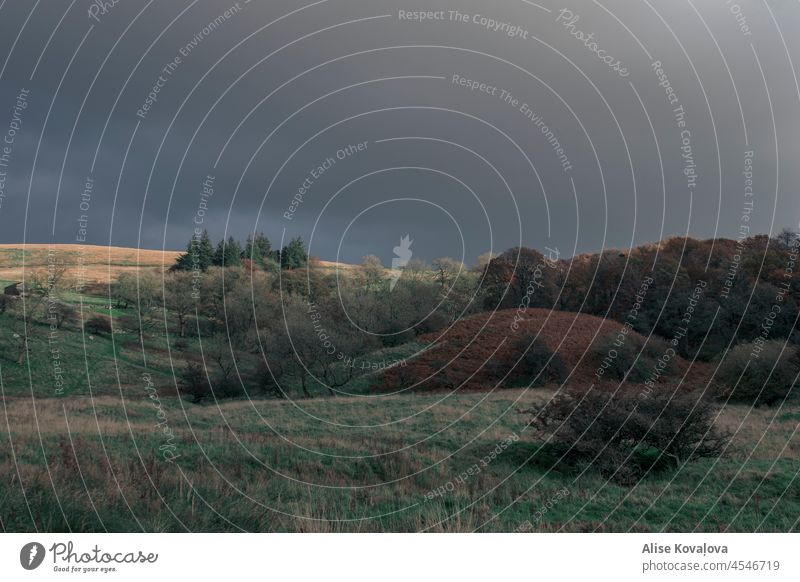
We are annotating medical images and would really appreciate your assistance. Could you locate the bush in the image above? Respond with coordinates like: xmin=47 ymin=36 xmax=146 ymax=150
xmin=591 ymin=332 xmax=677 ymax=383
xmin=180 ymin=362 xmax=209 ymax=403
xmin=716 ymin=341 xmax=800 ymax=406
xmin=524 ymin=386 xmax=729 ymax=484
xmin=84 ymin=315 xmax=112 ymax=335
xmin=491 ymin=335 xmax=567 ymax=387
xmin=413 ymin=311 xmax=449 ymax=336
xmin=179 ymin=361 xmax=245 ymax=403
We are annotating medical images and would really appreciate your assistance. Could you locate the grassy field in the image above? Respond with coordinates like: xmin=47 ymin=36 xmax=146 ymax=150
xmin=0 ymin=244 xmax=182 ymax=285
xmin=1 ymin=386 xmax=798 ymax=532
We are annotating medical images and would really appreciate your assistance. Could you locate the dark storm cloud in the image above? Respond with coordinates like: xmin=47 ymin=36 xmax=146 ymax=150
xmin=0 ymin=0 xmax=798 ymax=264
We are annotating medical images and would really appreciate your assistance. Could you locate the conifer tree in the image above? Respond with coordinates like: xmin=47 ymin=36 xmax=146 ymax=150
xmin=280 ymin=237 xmax=307 ymax=270
xmin=213 ymin=236 xmax=243 ymax=267
xmin=175 ymin=229 xmax=214 ymax=271
xmin=243 ymin=232 xmax=272 ymax=268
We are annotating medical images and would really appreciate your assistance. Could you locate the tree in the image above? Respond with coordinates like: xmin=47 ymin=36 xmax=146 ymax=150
xmin=112 ymin=271 xmax=159 ymax=333
xmin=482 ymin=247 xmax=557 ymax=310
xmin=180 ymin=362 xmax=209 ymax=403
xmin=432 ymin=257 xmax=462 ymax=290
xmin=243 ymin=232 xmax=272 ymax=268
xmin=255 ymin=360 xmax=287 ymax=399
xmin=473 ymin=251 xmax=496 ymax=272
xmin=400 ymin=258 xmax=428 ymax=284
xmin=1 ymin=263 xmax=72 ymax=366
xmin=213 ymin=236 xmax=243 ymax=267
xmin=221 ymin=279 xmax=259 ymax=348
xmin=438 ymin=269 xmax=483 ymax=324
xmin=265 ymin=295 xmax=377 ymax=397
xmin=175 ymin=230 xmax=214 ymax=272
xmin=164 ymin=271 xmax=196 ymax=337
xmin=180 ymin=336 xmax=244 ymax=403
xmin=280 ymin=237 xmax=308 ymax=270
xmin=3 ymin=301 xmax=32 ymax=365
xmin=716 ymin=341 xmax=800 ymax=406
xmin=360 ymin=255 xmax=385 ymax=290
xmin=773 ymin=228 xmax=798 ymax=251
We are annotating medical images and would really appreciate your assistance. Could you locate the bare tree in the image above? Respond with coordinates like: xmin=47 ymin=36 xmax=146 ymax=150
xmin=113 ymin=271 xmax=160 ymax=334
xmin=164 ymin=271 xmax=196 ymax=337
xmin=266 ymin=295 xmax=376 ymax=397
xmin=432 ymin=257 xmax=462 ymax=290
xmin=773 ymin=228 xmax=798 ymax=251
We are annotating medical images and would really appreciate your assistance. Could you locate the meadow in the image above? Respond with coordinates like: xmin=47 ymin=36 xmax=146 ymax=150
xmin=2 ymin=387 xmax=799 ymax=532
xmin=1 ymin=239 xmax=799 ymax=532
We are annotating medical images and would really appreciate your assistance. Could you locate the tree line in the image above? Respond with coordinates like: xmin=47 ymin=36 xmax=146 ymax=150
xmin=172 ymin=231 xmax=308 ymax=272
xmin=481 ymin=229 xmax=800 ymax=361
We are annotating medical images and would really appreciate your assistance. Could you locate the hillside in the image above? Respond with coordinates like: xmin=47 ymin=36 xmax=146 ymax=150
xmin=381 ymin=308 xmax=704 ymax=392
xmin=0 ymin=244 xmax=365 ymax=286
xmin=0 ymin=243 xmax=182 ymax=285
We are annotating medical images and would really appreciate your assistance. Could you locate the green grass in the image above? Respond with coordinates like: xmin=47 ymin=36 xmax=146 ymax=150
xmin=1 ymin=294 xmax=798 ymax=532
xmin=1 ymin=384 xmax=798 ymax=532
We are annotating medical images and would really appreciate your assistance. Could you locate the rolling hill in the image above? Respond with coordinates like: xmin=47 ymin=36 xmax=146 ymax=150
xmin=0 ymin=243 xmax=182 ymax=286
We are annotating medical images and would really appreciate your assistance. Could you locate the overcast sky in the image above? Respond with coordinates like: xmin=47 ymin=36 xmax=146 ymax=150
xmin=0 ymin=0 xmax=798 ymax=264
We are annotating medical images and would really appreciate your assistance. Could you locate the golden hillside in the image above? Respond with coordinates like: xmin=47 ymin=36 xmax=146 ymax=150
xmin=0 ymin=244 xmax=182 ymax=285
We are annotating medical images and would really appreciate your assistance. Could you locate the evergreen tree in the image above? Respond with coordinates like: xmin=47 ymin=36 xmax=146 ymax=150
xmin=174 ymin=229 xmax=214 ymax=272
xmin=243 ymin=232 xmax=272 ymax=268
xmin=197 ymin=230 xmax=215 ymax=270
xmin=213 ymin=236 xmax=243 ymax=267
xmin=255 ymin=232 xmax=272 ymax=260
xmin=281 ymin=237 xmax=307 ymax=270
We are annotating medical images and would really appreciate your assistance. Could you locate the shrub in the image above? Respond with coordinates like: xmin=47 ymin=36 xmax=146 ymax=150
xmin=716 ymin=341 xmax=800 ymax=406
xmin=494 ymin=335 xmax=567 ymax=387
xmin=84 ymin=315 xmax=112 ymax=335
xmin=179 ymin=361 xmax=244 ymax=403
xmin=180 ymin=362 xmax=209 ymax=403
xmin=591 ymin=332 xmax=677 ymax=383
xmin=524 ymin=386 xmax=729 ymax=484
xmin=215 ymin=376 xmax=245 ymax=399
